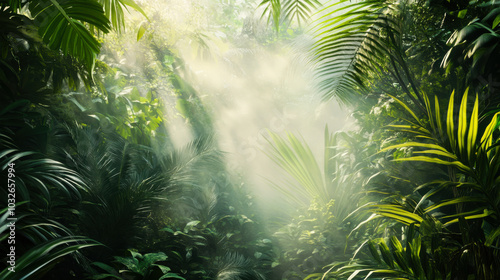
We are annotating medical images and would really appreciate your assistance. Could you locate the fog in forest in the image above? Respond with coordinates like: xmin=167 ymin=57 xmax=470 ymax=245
xmin=114 ymin=0 xmax=352 ymax=214
xmin=5 ymin=0 xmax=496 ymax=279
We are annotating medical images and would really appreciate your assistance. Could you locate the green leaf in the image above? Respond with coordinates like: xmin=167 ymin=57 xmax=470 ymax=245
xmin=457 ymin=9 xmax=467 ymax=19
xmin=485 ymin=226 xmax=500 ymax=246
xmin=159 ymin=273 xmax=186 ymax=280
xmin=309 ymin=0 xmax=403 ymax=103
xmin=368 ymin=240 xmax=382 ymax=264
xmin=378 ymin=240 xmax=395 ymax=268
xmin=480 ymin=112 xmax=500 ymax=153
xmin=467 ymin=93 xmax=479 ymax=162
xmin=444 ymin=209 xmax=493 ymax=226
xmin=265 ymin=131 xmax=328 ymax=204
xmin=434 ymin=95 xmax=444 ymax=138
xmin=120 ymin=0 xmax=149 ymax=20
xmin=424 ymin=196 xmax=486 ymax=213
xmin=388 ymin=94 xmax=421 ymax=125
xmin=493 ymin=14 xmax=500 ymax=29
xmin=379 ymin=142 xmax=451 ymax=155
xmin=394 ymin=156 xmax=470 ymax=172
xmin=447 ymin=90 xmax=456 ymax=151
xmin=0 ymin=236 xmax=100 ymax=280
xmin=458 ymin=88 xmax=469 ymax=157
xmin=137 ymin=21 xmax=147 ymax=41
xmin=31 ymin=0 xmax=110 ymax=72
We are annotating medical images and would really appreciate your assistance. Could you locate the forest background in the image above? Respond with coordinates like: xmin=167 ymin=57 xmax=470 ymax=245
xmin=1 ymin=0 xmax=500 ymax=279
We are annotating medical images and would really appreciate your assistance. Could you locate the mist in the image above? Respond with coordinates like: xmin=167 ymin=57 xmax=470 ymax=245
xmin=103 ymin=0 xmax=352 ymax=217
xmin=181 ymin=45 xmax=351 ymax=213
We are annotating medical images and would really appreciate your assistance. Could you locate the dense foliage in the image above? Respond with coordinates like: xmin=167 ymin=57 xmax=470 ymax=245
xmin=0 ymin=1 xmax=274 ymax=279
xmin=261 ymin=0 xmax=500 ymax=279
xmin=1 ymin=0 xmax=500 ymax=279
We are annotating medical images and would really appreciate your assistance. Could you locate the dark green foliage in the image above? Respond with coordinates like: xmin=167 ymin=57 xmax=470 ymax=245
xmin=1 ymin=2 xmax=279 ymax=279
xmin=442 ymin=2 xmax=500 ymax=88
xmin=91 ymin=250 xmax=185 ymax=280
xmin=272 ymin=200 xmax=348 ymax=278
xmin=261 ymin=0 xmax=500 ymax=279
xmin=0 ymin=102 xmax=98 ymax=279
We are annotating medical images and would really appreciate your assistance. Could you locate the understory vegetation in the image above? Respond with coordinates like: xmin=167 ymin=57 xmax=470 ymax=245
xmin=1 ymin=0 xmax=500 ymax=279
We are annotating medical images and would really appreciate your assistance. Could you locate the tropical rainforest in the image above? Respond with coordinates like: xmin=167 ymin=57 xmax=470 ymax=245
xmin=1 ymin=0 xmax=500 ymax=279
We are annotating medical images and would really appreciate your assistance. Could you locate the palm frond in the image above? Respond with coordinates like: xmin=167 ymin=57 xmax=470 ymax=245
xmin=265 ymin=130 xmax=328 ymax=204
xmin=386 ymin=89 xmax=500 ymax=177
xmin=259 ymin=0 xmax=321 ymax=32
xmin=310 ymin=0 xmax=403 ymax=104
xmin=97 ymin=0 xmax=148 ymax=33
xmin=0 ymin=236 xmax=99 ymax=280
xmin=215 ymin=252 xmax=266 ymax=280
xmin=381 ymin=89 xmax=500 ymax=223
xmin=0 ymin=131 xmax=86 ymax=205
xmin=30 ymin=0 xmax=111 ymax=72
xmin=324 ymin=224 xmax=440 ymax=280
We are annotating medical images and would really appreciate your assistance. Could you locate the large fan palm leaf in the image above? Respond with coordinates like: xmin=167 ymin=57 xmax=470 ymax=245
xmin=265 ymin=127 xmax=365 ymax=223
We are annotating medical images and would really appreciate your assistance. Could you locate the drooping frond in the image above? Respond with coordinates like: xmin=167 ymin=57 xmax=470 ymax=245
xmin=310 ymin=0 xmax=403 ymax=104
xmin=30 ymin=0 xmax=111 ymax=72
xmin=259 ymin=0 xmax=322 ymax=31
xmin=0 ymin=236 xmax=99 ymax=280
xmin=97 ymin=0 xmax=148 ymax=33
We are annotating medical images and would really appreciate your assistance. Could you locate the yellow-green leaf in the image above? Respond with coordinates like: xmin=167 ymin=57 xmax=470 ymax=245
xmin=137 ymin=21 xmax=147 ymax=41
xmin=435 ymin=95 xmax=443 ymax=138
xmin=467 ymin=94 xmax=479 ymax=162
xmin=447 ymin=90 xmax=456 ymax=151
xmin=458 ymin=88 xmax=469 ymax=156
xmin=394 ymin=156 xmax=470 ymax=172
xmin=388 ymin=94 xmax=421 ymax=125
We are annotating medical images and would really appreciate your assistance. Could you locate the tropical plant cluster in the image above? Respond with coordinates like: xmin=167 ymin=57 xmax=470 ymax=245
xmin=260 ymin=0 xmax=500 ymax=279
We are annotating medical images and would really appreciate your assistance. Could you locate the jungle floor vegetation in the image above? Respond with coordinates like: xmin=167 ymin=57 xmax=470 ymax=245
xmin=1 ymin=0 xmax=500 ymax=279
